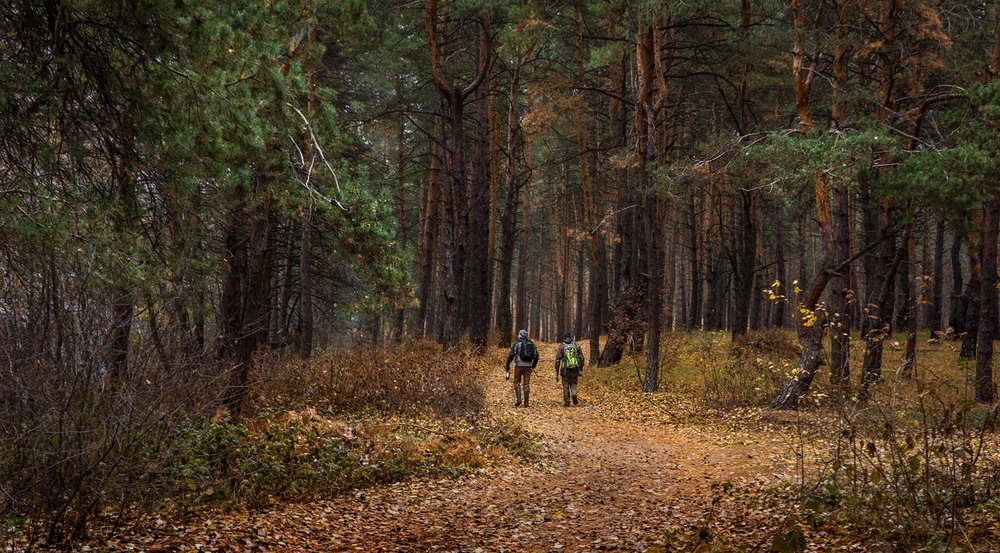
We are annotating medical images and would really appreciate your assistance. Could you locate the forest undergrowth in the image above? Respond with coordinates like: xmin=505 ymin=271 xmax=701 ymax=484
xmin=3 ymin=331 xmax=999 ymax=552
xmin=0 ymin=339 xmax=537 ymax=551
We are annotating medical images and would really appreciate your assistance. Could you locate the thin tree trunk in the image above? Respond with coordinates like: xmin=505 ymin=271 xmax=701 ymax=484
xmin=950 ymin=233 xmax=966 ymax=337
xmin=830 ymin=175 xmax=852 ymax=388
xmin=495 ymin=45 xmax=531 ymax=348
xmin=688 ymin=191 xmax=702 ymax=329
xmin=930 ymin=219 xmax=945 ymax=334
xmin=418 ymin=94 xmax=443 ymax=336
xmin=731 ymin=188 xmax=756 ymax=339
xmin=772 ymin=201 xmax=786 ymax=328
xmin=299 ymin=208 xmax=314 ymax=357
xmin=903 ymin=226 xmax=917 ymax=376
xmin=636 ymin=23 xmax=661 ymax=392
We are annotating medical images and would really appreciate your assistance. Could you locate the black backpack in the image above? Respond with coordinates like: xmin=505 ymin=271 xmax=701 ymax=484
xmin=519 ymin=339 xmax=537 ymax=362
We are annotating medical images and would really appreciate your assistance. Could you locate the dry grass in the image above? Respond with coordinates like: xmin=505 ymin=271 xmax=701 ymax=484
xmin=254 ymin=338 xmax=485 ymax=419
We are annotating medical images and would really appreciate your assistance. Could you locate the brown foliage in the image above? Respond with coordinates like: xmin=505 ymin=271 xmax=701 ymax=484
xmin=732 ymin=327 xmax=801 ymax=360
xmin=255 ymin=338 xmax=485 ymax=419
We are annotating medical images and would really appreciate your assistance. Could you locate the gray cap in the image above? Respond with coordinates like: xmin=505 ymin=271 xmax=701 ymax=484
xmin=518 ymin=329 xmax=528 ymax=337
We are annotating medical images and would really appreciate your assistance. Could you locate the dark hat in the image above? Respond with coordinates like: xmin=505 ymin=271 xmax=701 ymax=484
xmin=563 ymin=331 xmax=572 ymax=340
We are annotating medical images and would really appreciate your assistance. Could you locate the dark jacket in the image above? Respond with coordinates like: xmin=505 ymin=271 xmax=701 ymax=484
xmin=506 ymin=337 xmax=538 ymax=368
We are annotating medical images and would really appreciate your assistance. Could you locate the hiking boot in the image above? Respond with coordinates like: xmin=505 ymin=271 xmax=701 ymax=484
xmin=564 ymin=401 xmax=570 ymax=407
xmin=523 ymin=391 xmax=530 ymax=407
xmin=572 ymin=395 xmax=578 ymax=405
xmin=514 ymin=388 xmax=522 ymax=407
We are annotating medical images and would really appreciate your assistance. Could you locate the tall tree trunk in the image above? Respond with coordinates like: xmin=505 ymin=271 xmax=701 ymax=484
xmin=902 ymin=225 xmax=917 ymax=376
xmin=961 ymin=216 xmax=982 ymax=359
xmin=636 ymin=23 xmax=662 ymax=392
xmin=418 ymin=92 xmax=443 ymax=336
xmin=976 ymin=197 xmax=998 ymax=403
xmin=731 ymin=188 xmax=756 ymax=339
xmin=860 ymin=221 xmax=904 ymax=397
xmin=974 ymin=11 xmax=1000 ymax=403
xmin=299 ymin=208 xmax=314 ymax=357
xmin=514 ymin=160 xmax=531 ymax=329
xmin=829 ymin=0 xmax=852 ymax=388
xmin=830 ymin=175 xmax=852 ymax=388
xmin=109 ymin=165 xmax=135 ymax=380
xmin=466 ymin=21 xmax=493 ymax=351
xmin=930 ymin=219 xmax=945 ymax=334
xmin=495 ymin=44 xmax=531 ymax=348
xmin=395 ymin=93 xmax=407 ymax=340
xmin=219 ymin=171 xmax=273 ymax=417
xmin=772 ymin=200 xmax=786 ymax=328
xmin=688 ymin=191 xmax=702 ymax=329
xmin=426 ymin=0 xmax=490 ymax=348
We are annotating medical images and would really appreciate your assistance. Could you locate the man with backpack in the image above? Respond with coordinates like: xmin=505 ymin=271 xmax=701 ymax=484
xmin=555 ymin=331 xmax=585 ymax=407
xmin=505 ymin=329 xmax=538 ymax=407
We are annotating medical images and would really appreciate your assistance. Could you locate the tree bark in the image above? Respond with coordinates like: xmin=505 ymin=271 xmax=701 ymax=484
xmin=830 ymin=175 xmax=852 ymax=388
xmin=417 ymin=91 xmax=444 ymax=337
xmin=772 ymin=200 xmax=786 ymax=328
xmin=731 ymin=187 xmax=756 ymax=339
xmin=930 ymin=219 xmax=945 ymax=334
xmin=219 ymin=171 xmax=273 ymax=417
xmin=961 ymin=217 xmax=982 ymax=359
xmin=636 ymin=23 xmax=662 ymax=392
xmin=949 ymin=233 xmax=966 ymax=337
xmin=495 ymin=43 xmax=532 ymax=348
xmin=860 ymin=220 xmax=904 ymax=397
xmin=299 ymin=208 xmax=314 ymax=357
xmin=688 ymin=191 xmax=702 ymax=329
xmin=902 ymin=225 xmax=917 ymax=376
xmin=466 ymin=21 xmax=494 ymax=351
xmin=976 ymin=197 xmax=998 ymax=403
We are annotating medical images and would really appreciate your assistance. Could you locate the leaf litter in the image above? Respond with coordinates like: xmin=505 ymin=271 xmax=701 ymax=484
xmin=22 ymin=347 xmax=878 ymax=552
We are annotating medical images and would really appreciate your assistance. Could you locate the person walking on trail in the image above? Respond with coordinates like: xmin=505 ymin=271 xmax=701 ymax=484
xmin=555 ymin=331 xmax=585 ymax=407
xmin=505 ymin=329 xmax=538 ymax=407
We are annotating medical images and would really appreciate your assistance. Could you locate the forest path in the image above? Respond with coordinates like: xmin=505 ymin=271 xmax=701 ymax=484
xmin=146 ymin=360 xmax=794 ymax=553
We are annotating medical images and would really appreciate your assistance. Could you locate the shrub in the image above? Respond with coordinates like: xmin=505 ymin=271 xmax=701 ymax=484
xmin=791 ymin=381 xmax=1000 ymax=549
xmin=689 ymin=330 xmax=794 ymax=408
xmin=151 ymin=411 xmax=487 ymax=509
xmin=0 ymin=339 xmax=499 ymax=548
xmin=255 ymin=339 xmax=485 ymax=419
xmin=731 ymin=328 xmax=800 ymax=360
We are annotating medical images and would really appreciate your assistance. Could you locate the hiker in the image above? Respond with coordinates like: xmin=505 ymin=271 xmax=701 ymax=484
xmin=505 ymin=329 xmax=539 ymax=407
xmin=554 ymin=331 xmax=585 ymax=407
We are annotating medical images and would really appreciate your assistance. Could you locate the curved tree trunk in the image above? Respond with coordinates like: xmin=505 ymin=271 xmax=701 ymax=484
xmin=770 ymin=172 xmax=833 ymax=410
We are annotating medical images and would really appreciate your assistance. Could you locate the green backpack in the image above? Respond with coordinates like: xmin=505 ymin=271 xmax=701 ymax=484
xmin=563 ymin=343 xmax=582 ymax=370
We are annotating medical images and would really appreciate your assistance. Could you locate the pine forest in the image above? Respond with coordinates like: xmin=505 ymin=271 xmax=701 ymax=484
xmin=2 ymin=0 xmax=1000 ymax=551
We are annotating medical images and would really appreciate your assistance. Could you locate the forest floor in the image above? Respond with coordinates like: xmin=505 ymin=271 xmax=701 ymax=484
xmin=119 ymin=354 xmax=825 ymax=553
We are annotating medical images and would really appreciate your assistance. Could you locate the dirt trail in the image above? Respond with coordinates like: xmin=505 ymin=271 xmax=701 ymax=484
xmin=167 ymin=367 xmax=790 ymax=552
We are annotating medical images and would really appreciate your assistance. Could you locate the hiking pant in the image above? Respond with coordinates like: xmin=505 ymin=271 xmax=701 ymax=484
xmin=561 ymin=374 xmax=579 ymax=405
xmin=513 ymin=366 xmax=532 ymax=393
